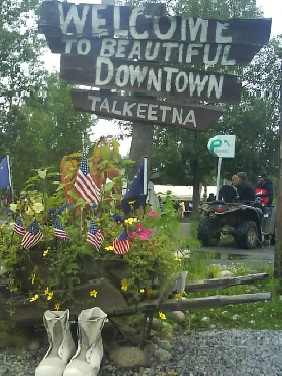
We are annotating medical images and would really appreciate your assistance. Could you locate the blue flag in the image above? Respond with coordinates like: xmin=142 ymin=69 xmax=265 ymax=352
xmin=122 ymin=158 xmax=148 ymax=214
xmin=0 ymin=156 xmax=11 ymax=190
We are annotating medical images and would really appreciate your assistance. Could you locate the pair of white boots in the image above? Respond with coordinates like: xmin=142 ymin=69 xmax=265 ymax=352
xmin=35 ymin=307 xmax=107 ymax=376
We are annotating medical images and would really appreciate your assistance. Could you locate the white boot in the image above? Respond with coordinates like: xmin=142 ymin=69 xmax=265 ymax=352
xmin=35 ymin=310 xmax=76 ymax=376
xmin=63 ymin=307 xmax=107 ymax=376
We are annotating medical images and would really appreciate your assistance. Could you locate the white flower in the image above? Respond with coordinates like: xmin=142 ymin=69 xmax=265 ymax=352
xmin=232 ymin=314 xmax=239 ymax=320
xmin=201 ymin=316 xmax=209 ymax=321
xmin=37 ymin=169 xmax=47 ymax=179
xmin=25 ymin=207 xmax=34 ymax=216
xmin=10 ymin=203 xmax=18 ymax=212
xmin=220 ymin=270 xmax=234 ymax=277
xmin=33 ymin=202 xmax=44 ymax=214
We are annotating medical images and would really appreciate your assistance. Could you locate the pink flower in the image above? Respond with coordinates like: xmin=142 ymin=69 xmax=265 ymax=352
xmin=136 ymin=223 xmax=145 ymax=233
xmin=149 ymin=210 xmax=157 ymax=218
xmin=128 ymin=232 xmax=137 ymax=239
xmin=138 ymin=229 xmax=153 ymax=240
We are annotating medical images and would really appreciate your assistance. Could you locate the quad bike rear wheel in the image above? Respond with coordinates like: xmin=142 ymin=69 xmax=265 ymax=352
xmin=198 ymin=217 xmax=220 ymax=247
xmin=235 ymin=221 xmax=258 ymax=249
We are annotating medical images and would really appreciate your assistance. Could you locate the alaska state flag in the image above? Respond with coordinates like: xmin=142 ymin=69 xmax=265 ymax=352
xmin=122 ymin=158 xmax=148 ymax=214
xmin=0 ymin=156 xmax=11 ymax=190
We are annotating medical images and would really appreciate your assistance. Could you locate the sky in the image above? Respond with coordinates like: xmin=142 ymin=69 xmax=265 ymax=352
xmin=44 ymin=0 xmax=282 ymax=156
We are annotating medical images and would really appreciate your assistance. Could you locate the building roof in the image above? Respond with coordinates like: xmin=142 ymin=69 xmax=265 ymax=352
xmin=154 ymin=185 xmax=217 ymax=201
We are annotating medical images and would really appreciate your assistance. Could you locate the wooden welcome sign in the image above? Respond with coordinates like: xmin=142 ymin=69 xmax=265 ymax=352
xmin=61 ymin=55 xmax=241 ymax=103
xmin=39 ymin=1 xmax=272 ymax=130
xmin=71 ymin=89 xmax=223 ymax=131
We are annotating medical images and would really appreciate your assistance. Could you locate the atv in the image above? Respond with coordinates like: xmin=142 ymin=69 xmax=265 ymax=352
xmin=197 ymin=185 xmax=276 ymax=249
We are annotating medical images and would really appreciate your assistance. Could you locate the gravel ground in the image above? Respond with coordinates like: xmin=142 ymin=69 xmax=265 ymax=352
xmin=1 ymin=329 xmax=282 ymax=375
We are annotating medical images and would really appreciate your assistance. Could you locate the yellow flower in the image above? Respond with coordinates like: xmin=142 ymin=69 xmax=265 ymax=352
xmin=33 ymin=202 xmax=44 ymax=214
xmin=139 ymin=288 xmax=145 ymax=294
xmin=128 ymin=200 xmax=135 ymax=205
xmin=43 ymin=249 xmax=49 ymax=257
xmin=121 ymin=279 xmax=128 ymax=292
xmin=159 ymin=311 xmax=166 ymax=320
xmin=47 ymin=291 xmax=54 ymax=301
xmin=90 ymin=289 xmax=98 ymax=298
xmin=30 ymin=294 xmax=39 ymax=302
xmin=124 ymin=217 xmax=138 ymax=225
xmin=44 ymin=287 xmax=49 ymax=295
xmin=174 ymin=293 xmax=181 ymax=300
xmin=174 ymin=257 xmax=182 ymax=262
xmin=31 ymin=272 xmax=36 ymax=285
xmin=54 ymin=302 xmax=60 ymax=311
xmin=105 ymin=245 xmax=114 ymax=251
xmin=10 ymin=203 xmax=18 ymax=212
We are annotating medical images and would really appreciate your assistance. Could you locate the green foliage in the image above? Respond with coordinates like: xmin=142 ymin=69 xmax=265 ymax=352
xmin=174 ymin=0 xmax=262 ymax=18
xmin=151 ymin=0 xmax=279 ymax=204
xmin=0 ymin=166 xmax=183 ymax=314
xmin=179 ymin=248 xmax=282 ymax=331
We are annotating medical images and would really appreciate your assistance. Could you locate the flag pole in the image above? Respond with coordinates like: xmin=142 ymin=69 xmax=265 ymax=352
xmin=7 ymin=154 xmax=13 ymax=193
xmin=143 ymin=156 xmax=148 ymax=196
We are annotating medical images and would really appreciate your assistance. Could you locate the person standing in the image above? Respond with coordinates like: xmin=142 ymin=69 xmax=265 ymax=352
xmin=256 ymin=172 xmax=274 ymax=206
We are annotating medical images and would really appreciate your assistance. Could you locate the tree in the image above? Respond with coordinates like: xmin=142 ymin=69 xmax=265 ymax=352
xmin=151 ymin=0 xmax=277 ymax=212
xmin=2 ymin=74 xmax=93 ymax=192
xmin=0 ymin=0 xmax=46 ymax=111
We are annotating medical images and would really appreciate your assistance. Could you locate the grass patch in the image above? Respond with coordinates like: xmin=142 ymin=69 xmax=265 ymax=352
xmin=177 ymin=222 xmax=281 ymax=331
xmin=181 ymin=260 xmax=281 ymax=331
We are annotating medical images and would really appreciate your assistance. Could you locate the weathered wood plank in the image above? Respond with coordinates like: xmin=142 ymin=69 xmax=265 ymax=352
xmin=186 ymin=272 xmax=269 ymax=292
xmin=71 ymin=89 xmax=223 ymax=131
xmin=44 ymin=36 xmax=262 ymax=66
xmin=61 ymin=55 xmax=241 ymax=103
xmin=137 ymin=292 xmax=272 ymax=314
xmin=39 ymin=2 xmax=271 ymax=46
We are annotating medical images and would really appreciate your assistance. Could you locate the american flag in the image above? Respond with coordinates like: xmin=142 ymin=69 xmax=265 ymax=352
xmin=87 ymin=219 xmax=104 ymax=251
xmin=54 ymin=216 xmax=69 ymax=241
xmin=113 ymin=228 xmax=130 ymax=255
xmin=13 ymin=213 xmax=26 ymax=237
xmin=74 ymin=152 xmax=100 ymax=205
xmin=21 ymin=220 xmax=43 ymax=250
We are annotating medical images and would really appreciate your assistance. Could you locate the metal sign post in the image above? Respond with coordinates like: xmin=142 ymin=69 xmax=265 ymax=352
xmin=216 ymin=157 xmax=223 ymax=200
xmin=207 ymin=135 xmax=236 ymax=198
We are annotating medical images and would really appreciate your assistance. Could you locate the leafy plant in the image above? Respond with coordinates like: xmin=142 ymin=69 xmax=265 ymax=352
xmin=0 ymin=155 xmax=183 ymax=315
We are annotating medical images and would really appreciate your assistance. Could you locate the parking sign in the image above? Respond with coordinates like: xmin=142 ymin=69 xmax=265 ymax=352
xmin=207 ymin=135 xmax=236 ymax=158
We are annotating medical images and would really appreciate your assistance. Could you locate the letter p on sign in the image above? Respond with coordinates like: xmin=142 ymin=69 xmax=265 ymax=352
xmin=207 ymin=135 xmax=236 ymax=158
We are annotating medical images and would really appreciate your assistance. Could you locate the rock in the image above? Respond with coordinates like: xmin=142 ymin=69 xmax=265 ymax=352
xmin=153 ymin=347 xmax=172 ymax=363
xmin=151 ymin=337 xmax=172 ymax=351
xmin=159 ymin=325 xmax=174 ymax=340
xmin=28 ymin=339 xmax=41 ymax=352
xmin=109 ymin=346 xmax=146 ymax=368
xmin=166 ymin=311 xmax=186 ymax=323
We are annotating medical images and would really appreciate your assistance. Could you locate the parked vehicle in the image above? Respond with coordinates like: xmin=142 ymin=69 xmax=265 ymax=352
xmin=198 ymin=185 xmax=275 ymax=249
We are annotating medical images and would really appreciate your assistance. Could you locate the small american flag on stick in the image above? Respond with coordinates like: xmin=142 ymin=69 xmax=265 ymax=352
xmin=13 ymin=213 xmax=26 ymax=237
xmin=74 ymin=152 xmax=101 ymax=205
xmin=87 ymin=219 xmax=104 ymax=251
xmin=54 ymin=216 xmax=69 ymax=241
xmin=113 ymin=228 xmax=130 ymax=255
xmin=21 ymin=220 xmax=43 ymax=250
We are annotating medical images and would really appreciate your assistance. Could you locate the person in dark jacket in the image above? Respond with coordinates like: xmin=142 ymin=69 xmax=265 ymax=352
xmin=256 ymin=172 xmax=273 ymax=206
xmin=207 ymin=193 xmax=215 ymax=202
xmin=236 ymin=172 xmax=256 ymax=203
